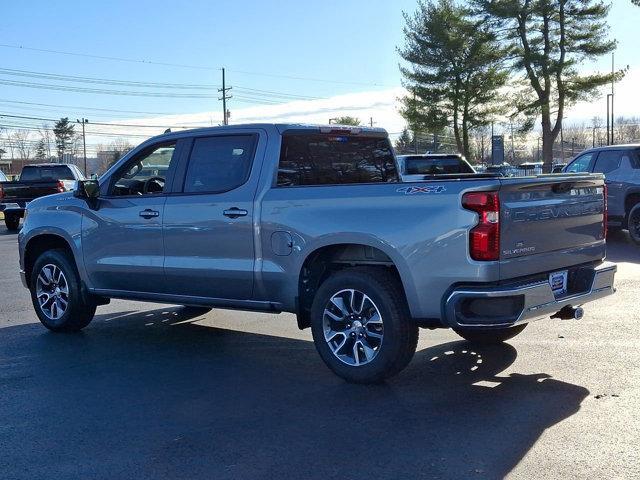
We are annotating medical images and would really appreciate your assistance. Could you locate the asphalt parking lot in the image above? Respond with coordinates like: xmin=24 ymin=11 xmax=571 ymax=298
xmin=0 ymin=225 xmax=638 ymax=480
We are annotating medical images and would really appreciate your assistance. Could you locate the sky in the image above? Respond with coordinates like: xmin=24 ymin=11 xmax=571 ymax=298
xmin=1 ymin=0 xmax=639 ymax=152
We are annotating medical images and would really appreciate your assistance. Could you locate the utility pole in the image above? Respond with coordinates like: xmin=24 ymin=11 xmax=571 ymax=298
xmin=560 ymin=122 xmax=565 ymax=162
xmin=509 ymin=121 xmax=515 ymax=163
xmin=369 ymin=117 xmax=376 ymax=128
xmin=218 ymin=68 xmax=232 ymax=125
xmin=606 ymin=94 xmax=612 ymax=145
xmin=76 ymin=118 xmax=88 ymax=175
xmin=611 ymin=52 xmax=615 ymax=145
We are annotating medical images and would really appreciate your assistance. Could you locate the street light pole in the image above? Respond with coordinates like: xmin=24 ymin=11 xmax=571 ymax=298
xmin=76 ymin=118 xmax=88 ymax=176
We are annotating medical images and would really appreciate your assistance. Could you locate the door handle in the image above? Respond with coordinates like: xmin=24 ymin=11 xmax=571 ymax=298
xmin=139 ymin=209 xmax=160 ymax=219
xmin=223 ymin=207 xmax=248 ymax=219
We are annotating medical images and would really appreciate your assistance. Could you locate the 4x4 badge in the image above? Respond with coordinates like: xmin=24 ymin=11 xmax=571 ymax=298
xmin=397 ymin=185 xmax=446 ymax=195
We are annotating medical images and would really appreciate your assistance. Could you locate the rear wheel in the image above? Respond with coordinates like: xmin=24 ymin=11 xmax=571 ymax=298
xmin=310 ymin=267 xmax=418 ymax=384
xmin=454 ymin=323 xmax=527 ymax=345
xmin=627 ymin=203 xmax=640 ymax=245
xmin=30 ymin=249 xmax=96 ymax=332
xmin=4 ymin=214 xmax=19 ymax=231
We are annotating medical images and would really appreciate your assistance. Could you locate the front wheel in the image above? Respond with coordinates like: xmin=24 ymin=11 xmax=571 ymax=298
xmin=310 ymin=267 xmax=418 ymax=384
xmin=4 ymin=214 xmax=19 ymax=231
xmin=454 ymin=323 xmax=527 ymax=345
xmin=30 ymin=249 xmax=96 ymax=332
xmin=627 ymin=203 xmax=640 ymax=246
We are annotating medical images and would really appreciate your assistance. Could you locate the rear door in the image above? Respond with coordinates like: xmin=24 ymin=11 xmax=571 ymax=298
xmin=162 ymin=132 xmax=262 ymax=300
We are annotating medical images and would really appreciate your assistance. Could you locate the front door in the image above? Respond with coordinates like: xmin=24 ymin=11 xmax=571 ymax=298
xmin=163 ymin=134 xmax=259 ymax=300
xmin=82 ymin=141 xmax=181 ymax=293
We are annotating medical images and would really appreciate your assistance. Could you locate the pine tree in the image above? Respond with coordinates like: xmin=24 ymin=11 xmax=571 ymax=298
xmin=331 ymin=116 xmax=361 ymax=126
xmin=53 ymin=117 xmax=75 ymax=161
xmin=399 ymin=0 xmax=508 ymax=159
xmin=474 ymin=0 xmax=624 ymax=170
xmin=35 ymin=139 xmax=47 ymax=161
xmin=394 ymin=128 xmax=414 ymax=153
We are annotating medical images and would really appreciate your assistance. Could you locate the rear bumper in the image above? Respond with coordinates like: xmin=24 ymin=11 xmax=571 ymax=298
xmin=444 ymin=262 xmax=616 ymax=329
xmin=0 ymin=202 xmax=26 ymax=215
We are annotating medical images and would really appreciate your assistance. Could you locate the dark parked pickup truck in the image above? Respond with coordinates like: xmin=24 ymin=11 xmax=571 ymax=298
xmin=18 ymin=124 xmax=616 ymax=383
xmin=0 ymin=163 xmax=84 ymax=230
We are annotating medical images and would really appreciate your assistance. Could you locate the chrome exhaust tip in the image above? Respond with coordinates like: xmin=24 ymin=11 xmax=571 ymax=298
xmin=552 ymin=306 xmax=584 ymax=320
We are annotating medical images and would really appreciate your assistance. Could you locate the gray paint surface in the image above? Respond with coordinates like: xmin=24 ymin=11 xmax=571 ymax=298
xmin=19 ymin=124 xmax=611 ymax=322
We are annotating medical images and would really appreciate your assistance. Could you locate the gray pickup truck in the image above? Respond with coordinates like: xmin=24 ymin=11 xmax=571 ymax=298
xmin=564 ymin=144 xmax=640 ymax=244
xmin=18 ymin=124 xmax=616 ymax=383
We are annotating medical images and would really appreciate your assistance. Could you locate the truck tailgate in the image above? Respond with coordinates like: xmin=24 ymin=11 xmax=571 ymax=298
xmin=0 ymin=181 xmax=61 ymax=202
xmin=499 ymin=174 xmax=606 ymax=279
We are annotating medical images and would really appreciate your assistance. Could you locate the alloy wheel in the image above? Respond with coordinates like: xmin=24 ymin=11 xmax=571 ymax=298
xmin=323 ymin=289 xmax=384 ymax=366
xmin=35 ymin=264 xmax=70 ymax=320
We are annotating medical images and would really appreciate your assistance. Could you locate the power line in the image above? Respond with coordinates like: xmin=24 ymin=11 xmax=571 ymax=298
xmin=0 ymin=113 xmax=193 ymax=129
xmin=0 ymin=67 xmax=219 ymax=90
xmin=0 ymin=98 xmax=181 ymax=116
xmin=0 ymin=67 xmax=326 ymax=101
xmin=0 ymin=43 xmax=392 ymax=87
xmin=0 ymin=79 xmax=219 ymax=98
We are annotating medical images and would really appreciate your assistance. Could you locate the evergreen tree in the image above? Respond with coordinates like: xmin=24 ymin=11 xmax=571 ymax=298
xmin=394 ymin=128 xmax=414 ymax=153
xmin=53 ymin=117 xmax=75 ymax=161
xmin=399 ymin=0 xmax=508 ymax=159
xmin=331 ymin=116 xmax=361 ymax=126
xmin=475 ymin=0 xmax=624 ymax=170
xmin=35 ymin=139 xmax=47 ymax=161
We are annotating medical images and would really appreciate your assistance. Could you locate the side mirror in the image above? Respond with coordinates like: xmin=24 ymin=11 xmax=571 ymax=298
xmin=75 ymin=179 xmax=100 ymax=200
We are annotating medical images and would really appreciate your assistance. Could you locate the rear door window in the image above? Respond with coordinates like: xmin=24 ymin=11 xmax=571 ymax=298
xmin=183 ymin=135 xmax=257 ymax=193
xmin=277 ymin=134 xmax=398 ymax=186
xmin=593 ymin=151 xmax=622 ymax=174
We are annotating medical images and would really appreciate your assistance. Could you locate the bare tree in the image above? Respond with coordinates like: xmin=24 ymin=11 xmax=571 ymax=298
xmin=37 ymin=124 xmax=54 ymax=160
xmin=11 ymin=129 xmax=32 ymax=161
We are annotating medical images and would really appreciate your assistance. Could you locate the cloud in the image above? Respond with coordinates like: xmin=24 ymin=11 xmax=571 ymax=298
xmin=94 ymin=67 xmax=639 ymax=147
xmin=94 ymin=87 xmax=408 ymax=145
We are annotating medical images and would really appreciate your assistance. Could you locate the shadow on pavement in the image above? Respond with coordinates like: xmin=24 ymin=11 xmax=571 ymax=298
xmin=0 ymin=307 xmax=589 ymax=480
xmin=606 ymin=229 xmax=640 ymax=263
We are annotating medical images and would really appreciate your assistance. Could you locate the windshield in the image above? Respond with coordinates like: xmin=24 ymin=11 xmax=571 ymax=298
xmin=405 ymin=156 xmax=474 ymax=175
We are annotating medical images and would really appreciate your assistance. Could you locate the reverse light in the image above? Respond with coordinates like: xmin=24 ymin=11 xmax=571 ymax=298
xmin=463 ymin=191 xmax=500 ymax=261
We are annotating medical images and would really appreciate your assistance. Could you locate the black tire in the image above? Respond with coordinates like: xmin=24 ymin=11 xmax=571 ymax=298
xmin=4 ymin=214 xmax=19 ymax=231
xmin=627 ymin=203 xmax=640 ymax=246
xmin=310 ymin=267 xmax=418 ymax=384
xmin=454 ymin=323 xmax=527 ymax=345
xmin=30 ymin=249 xmax=96 ymax=332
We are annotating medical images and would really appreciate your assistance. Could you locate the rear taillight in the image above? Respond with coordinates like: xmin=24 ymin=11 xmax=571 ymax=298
xmin=603 ymin=184 xmax=608 ymax=239
xmin=57 ymin=180 xmax=65 ymax=193
xmin=463 ymin=191 xmax=500 ymax=261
